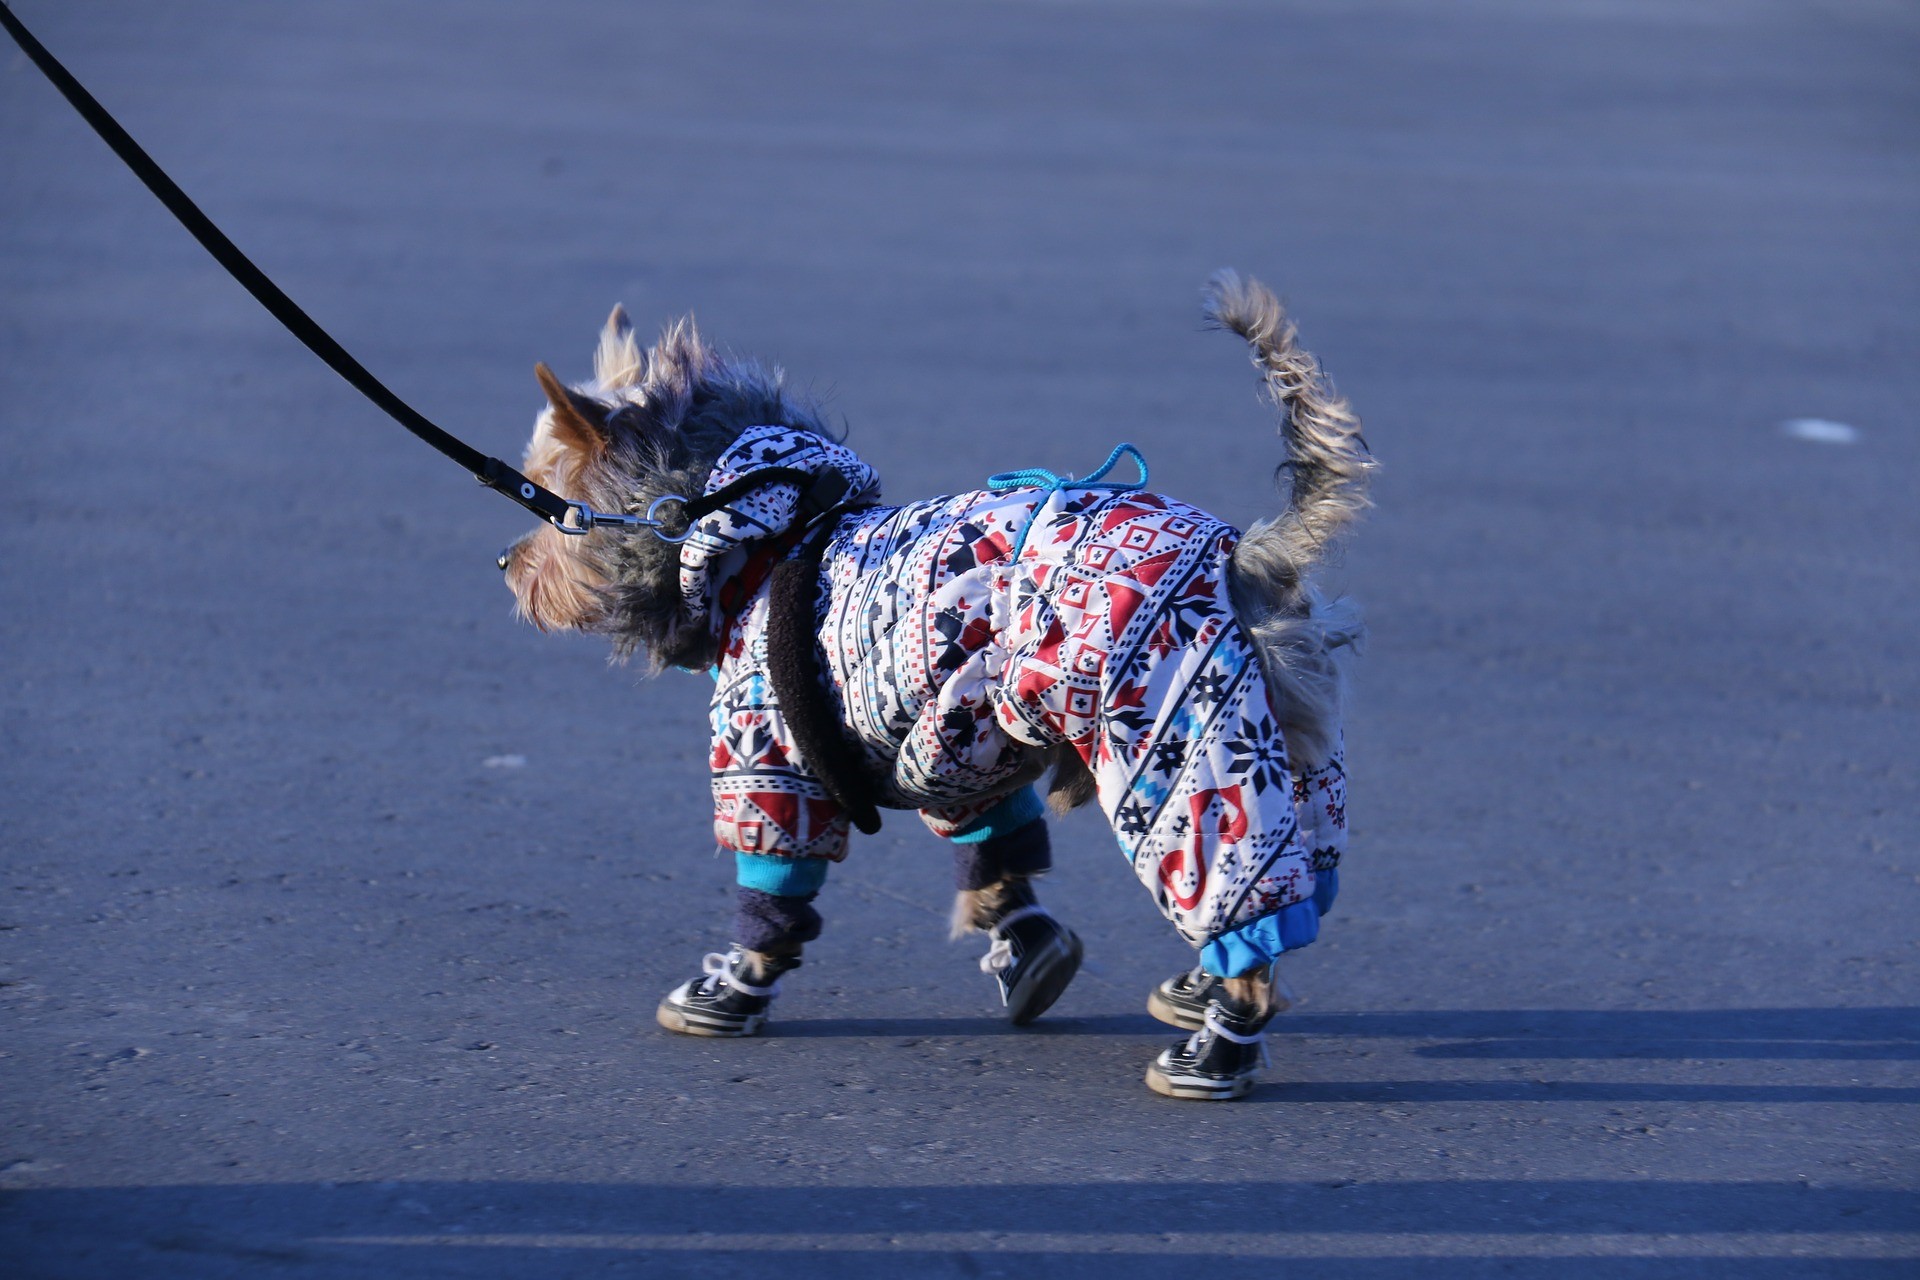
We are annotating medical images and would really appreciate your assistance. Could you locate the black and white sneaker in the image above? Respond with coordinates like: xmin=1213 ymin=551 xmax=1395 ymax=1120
xmin=1144 ymin=1000 xmax=1272 ymax=1100
xmin=655 ymin=947 xmax=795 ymax=1038
xmin=1147 ymin=965 xmax=1223 ymax=1031
xmin=979 ymin=906 xmax=1083 ymax=1025
xmin=1148 ymin=964 xmax=1294 ymax=1031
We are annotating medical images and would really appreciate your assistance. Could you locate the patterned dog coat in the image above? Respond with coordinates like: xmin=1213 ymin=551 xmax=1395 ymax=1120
xmin=689 ymin=426 xmax=1346 ymax=949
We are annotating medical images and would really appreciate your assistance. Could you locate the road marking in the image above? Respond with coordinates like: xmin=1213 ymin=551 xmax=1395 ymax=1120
xmin=1782 ymin=418 xmax=1859 ymax=444
xmin=481 ymin=754 xmax=527 ymax=769
xmin=322 ymin=1232 xmax=1920 ymax=1258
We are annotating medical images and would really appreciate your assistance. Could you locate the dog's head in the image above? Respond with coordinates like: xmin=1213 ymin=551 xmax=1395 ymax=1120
xmin=500 ymin=306 xmax=833 ymax=670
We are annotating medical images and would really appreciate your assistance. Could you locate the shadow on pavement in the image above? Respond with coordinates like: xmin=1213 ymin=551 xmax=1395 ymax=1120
xmin=1274 ymin=1007 xmax=1920 ymax=1063
xmin=775 ymin=1007 xmax=1919 ymax=1075
xmin=773 ymin=1014 xmax=1165 ymax=1039
xmin=1254 ymin=1080 xmax=1919 ymax=1105
xmin=4 ymin=1178 xmax=1913 ymax=1279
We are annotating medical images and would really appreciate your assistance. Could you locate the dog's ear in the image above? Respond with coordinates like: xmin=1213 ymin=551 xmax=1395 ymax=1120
xmin=594 ymin=305 xmax=645 ymax=390
xmin=535 ymin=361 xmax=611 ymax=456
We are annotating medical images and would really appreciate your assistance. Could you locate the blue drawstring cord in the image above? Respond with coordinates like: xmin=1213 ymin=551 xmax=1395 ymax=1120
xmin=987 ymin=442 xmax=1149 ymax=560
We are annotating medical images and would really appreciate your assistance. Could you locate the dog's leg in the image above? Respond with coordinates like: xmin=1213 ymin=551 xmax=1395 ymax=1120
xmin=1220 ymin=964 xmax=1278 ymax=1021
xmin=942 ymin=796 xmax=1083 ymax=1024
xmin=733 ymin=886 xmax=823 ymax=958
xmin=950 ymin=818 xmax=1051 ymax=936
xmin=1145 ymin=959 xmax=1279 ymax=1102
xmin=655 ymin=856 xmax=827 ymax=1038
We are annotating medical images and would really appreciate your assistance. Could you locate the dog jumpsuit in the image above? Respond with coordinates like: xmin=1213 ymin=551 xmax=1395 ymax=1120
xmin=685 ymin=426 xmax=1345 ymax=969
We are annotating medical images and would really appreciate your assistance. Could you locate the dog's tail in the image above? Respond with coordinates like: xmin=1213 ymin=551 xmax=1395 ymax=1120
xmin=1207 ymin=271 xmax=1374 ymax=766
xmin=1206 ymin=270 xmax=1373 ymax=583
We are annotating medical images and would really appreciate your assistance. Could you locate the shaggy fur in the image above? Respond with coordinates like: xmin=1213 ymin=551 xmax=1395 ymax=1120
xmin=950 ymin=879 xmax=1037 ymax=941
xmin=500 ymin=307 xmax=838 ymax=672
xmin=504 ymin=272 xmax=1372 ymax=782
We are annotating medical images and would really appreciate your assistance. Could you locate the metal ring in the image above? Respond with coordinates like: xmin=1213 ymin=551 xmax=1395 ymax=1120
xmin=646 ymin=494 xmax=694 ymax=543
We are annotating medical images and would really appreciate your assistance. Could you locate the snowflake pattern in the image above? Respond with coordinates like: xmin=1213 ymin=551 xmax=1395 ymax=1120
xmin=1224 ymin=716 xmax=1292 ymax=796
xmin=701 ymin=427 xmax=1349 ymax=944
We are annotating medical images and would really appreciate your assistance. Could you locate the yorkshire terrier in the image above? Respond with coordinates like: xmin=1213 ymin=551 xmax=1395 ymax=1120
xmin=500 ymin=273 xmax=1372 ymax=1099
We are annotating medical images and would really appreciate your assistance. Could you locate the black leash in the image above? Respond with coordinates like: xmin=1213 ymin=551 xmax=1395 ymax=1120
xmin=0 ymin=1 xmax=642 ymax=537
xmin=763 ymin=523 xmax=884 ymax=834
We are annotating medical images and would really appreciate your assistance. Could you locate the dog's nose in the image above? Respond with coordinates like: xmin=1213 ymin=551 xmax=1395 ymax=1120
xmin=496 ymin=547 xmax=512 ymax=572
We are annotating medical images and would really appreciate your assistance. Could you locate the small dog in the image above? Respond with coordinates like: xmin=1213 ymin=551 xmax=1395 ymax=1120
xmin=501 ymin=273 xmax=1371 ymax=1099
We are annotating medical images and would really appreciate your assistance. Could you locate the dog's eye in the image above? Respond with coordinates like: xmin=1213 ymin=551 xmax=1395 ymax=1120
xmin=496 ymin=548 xmax=512 ymax=572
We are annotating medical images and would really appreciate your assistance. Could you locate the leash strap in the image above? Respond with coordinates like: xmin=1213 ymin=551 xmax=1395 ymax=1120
xmin=644 ymin=466 xmax=853 ymax=546
xmin=674 ymin=467 xmax=843 ymax=531
xmin=0 ymin=2 xmax=585 ymax=530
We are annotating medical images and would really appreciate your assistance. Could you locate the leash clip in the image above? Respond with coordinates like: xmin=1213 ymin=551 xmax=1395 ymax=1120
xmin=551 ymin=493 xmax=693 ymax=541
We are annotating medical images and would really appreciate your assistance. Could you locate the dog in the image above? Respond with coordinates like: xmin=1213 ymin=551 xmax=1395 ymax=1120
xmin=500 ymin=273 xmax=1372 ymax=1099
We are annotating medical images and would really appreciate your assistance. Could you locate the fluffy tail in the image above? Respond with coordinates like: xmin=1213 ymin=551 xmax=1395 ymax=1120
xmin=1206 ymin=270 xmax=1373 ymax=584
xmin=1207 ymin=271 xmax=1374 ymax=766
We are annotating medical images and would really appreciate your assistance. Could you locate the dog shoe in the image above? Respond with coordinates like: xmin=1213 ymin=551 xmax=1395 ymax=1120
xmin=1148 ymin=963 xmax=1293 ymax=1030
xmin=1146 ymin=964 xmax=1224 ymax=1031
xmin=656 ymin=946 xmax=796 ymax=1038
xmin=979 ymin=906 xmax=1083 ymax=1025
xmin=1144 ymin=999 xmax=1272 ymax=1100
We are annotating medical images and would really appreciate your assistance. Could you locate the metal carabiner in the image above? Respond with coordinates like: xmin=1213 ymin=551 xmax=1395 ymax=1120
xmin=548 ymin=494 xmax=693 ymax=541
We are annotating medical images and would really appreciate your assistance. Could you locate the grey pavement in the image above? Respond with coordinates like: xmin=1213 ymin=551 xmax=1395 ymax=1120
xmin=3 ymin=0 xmax=1917 ymax=1275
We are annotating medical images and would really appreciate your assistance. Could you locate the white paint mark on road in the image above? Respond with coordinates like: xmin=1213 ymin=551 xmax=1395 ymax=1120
xmin=320 ymin=1231 xmax=1920 ymax=1259
xmin=482 ymin=754 xmax=527 ymax=769
xmin=1782 ymin=418 xmax=1859 ymax=444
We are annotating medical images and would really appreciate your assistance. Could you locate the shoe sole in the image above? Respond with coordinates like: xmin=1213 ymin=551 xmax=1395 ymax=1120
xmin=1144 ymin=1062 xmax=1254 ymax=1101
xmin=655 ymin=1000 xmax=767 ymax=1038
xmin=1006 ymin=932 xmax=1084 ymax=1026
xmin=1146 ymin=989 xmax=1207 ymax=1032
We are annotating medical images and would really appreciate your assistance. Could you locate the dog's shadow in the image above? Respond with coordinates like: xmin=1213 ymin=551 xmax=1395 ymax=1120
xmin=772 ymin=1014 xmax=1165 ymax=1038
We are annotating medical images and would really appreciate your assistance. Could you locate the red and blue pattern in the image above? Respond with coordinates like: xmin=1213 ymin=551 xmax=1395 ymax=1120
xmin=699 ymin=427 xmax=1347 ymax=946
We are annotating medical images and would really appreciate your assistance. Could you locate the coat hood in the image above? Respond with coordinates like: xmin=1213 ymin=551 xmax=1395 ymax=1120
xmin=678 ymin=424 xmax=881 ymax=628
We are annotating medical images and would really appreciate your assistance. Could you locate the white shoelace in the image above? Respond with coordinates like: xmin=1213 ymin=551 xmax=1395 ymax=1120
xmin=978 ymin=905 xmax=1054 ymax=975
xmin=1184 ymin=1004 xmax=1271 ymax=1069
xmin=697 ymin=948 xmax=780 ymax=998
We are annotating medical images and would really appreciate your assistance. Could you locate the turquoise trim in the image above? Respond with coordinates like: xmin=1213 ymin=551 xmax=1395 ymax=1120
xmin=948 ymin=786 xmax=1047 ymax=844
xmin=987 ymin=443 xmax=1149 ymax=560
xmin=1198 ymin=868 xmax=1340 ymax=977
xmin=1313 ymin=866 xmax=1340 ymax=917
xmin=734 ymin=852 xmax=830 ymax=897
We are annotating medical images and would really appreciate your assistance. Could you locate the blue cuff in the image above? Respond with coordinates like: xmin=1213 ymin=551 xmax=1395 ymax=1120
xmin=1198 ymin=868 xmax=1339 ymax=977
xmin=948 ymin=786 xmax=1046 ymax=845
xmin=734 ymin=852 xmax=830 ymax=897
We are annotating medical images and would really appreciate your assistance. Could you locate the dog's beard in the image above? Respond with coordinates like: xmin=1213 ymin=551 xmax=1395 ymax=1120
xmin=505 ymin=526 xmax=610 ymax=633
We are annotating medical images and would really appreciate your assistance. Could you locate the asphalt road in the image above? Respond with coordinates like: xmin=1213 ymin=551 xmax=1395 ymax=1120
xmin=3 ymin=1 xmax=1917 ymax=1275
